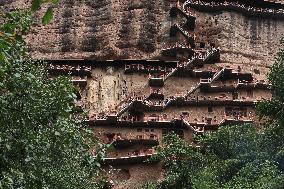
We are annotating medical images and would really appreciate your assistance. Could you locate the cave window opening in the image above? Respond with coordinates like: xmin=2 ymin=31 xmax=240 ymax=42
xmin=253 ymin=69 xmax=260 ymax=75
xmin=206 ymin=118 xmax=212 ymax=125
xmin=150 ymin=134 xmax=156 ymax=139
xmin=233 ymin=92 xmax=238 ymax=100
xmin=208 ymin=106 xmax=213 ymax=112
xmin=247 ymin=90 xmax=253 ymax=98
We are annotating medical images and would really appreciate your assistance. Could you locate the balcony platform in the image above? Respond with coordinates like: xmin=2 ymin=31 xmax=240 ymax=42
xmin=103 ymin=154 xmax=157 ymax=165
xmin=149 ymin=78 xmax=164 ymax=87
xmin=113 ymin=139 xmax=159 ymax=149
xmin=185 ymin=1 xmax=284 ymax=19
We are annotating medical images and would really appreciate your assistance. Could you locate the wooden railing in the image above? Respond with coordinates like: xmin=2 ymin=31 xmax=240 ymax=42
xmin=184 ymin=0 xmax=284 ymax=19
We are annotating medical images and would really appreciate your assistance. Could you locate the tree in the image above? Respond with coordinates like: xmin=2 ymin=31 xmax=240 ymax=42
xmin=257 ymin=37 xmax=284 ymax=124
xmin=148 ymin=124 xmax=284 ymax=189
xmin=0 ymin=9 xmax=108 ymax=189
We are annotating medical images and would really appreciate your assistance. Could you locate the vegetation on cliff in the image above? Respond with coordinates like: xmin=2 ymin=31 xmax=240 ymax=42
xmin=144 ymin=38 xmax=284 ymax=189
xmin=0 ymin=8 xmax=108 ymax=189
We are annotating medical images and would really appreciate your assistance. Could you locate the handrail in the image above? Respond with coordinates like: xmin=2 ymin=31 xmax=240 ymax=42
xmin=171 ymin=4 xmax=196 ymax=19
xmin=114 ymin=49 xmax=221 ymax=116
xmin=184 ymin=0 xmax=284 ymax=18
xmin=173 ymin=24 xmax=195 ymax=44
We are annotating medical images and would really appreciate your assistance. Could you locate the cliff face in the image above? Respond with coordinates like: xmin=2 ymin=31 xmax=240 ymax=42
xmin=197 ymin=11 xmax=284 ymax=67
xmin=7 ymin=0 xmax=171 ymax=60
xmin=3 ymin=1 xmax=284 ymax=188
xmin=4 ymin=0 xmax=284 ymax=67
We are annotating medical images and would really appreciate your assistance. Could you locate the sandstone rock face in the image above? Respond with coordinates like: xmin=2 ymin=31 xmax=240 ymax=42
xmin=3 ymin=1 xmax=284 ymax=188
xmin=4 ymin=0 xmax=284 ymax=67
xmin=205 ymin=12 xmax=284 ymax=67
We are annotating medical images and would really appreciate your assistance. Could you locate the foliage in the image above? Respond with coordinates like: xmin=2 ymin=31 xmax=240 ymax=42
xmin=0 ymin=10 xmax=32 ymax=63
xmin=143 ymin=181 xmax=159 ymax=189
xmin=31 ymin=0 xmax=60 ymax=25
xmin=0 ymin=8 xmax=107 ymax=189
xmin=257 ymin=37 xmax=284 ymax=123
xmin=146 ymin=125 xmax=284 ymax=189
xmin=144 ymin=37 xmax=284 ymax=189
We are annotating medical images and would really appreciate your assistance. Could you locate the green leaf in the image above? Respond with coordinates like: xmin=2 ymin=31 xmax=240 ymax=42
xmin=51 ymin=0 xmax=60 ymax=4
xmin=42 ymin=7 xmax=53 ymax=25
xmin=31 ymin=0 xmax=42 ymax=12
xmin=5 ymin=144 xmax=11 ymax=150
xmin=94 ymin=161 xmax=101 ymax=168
xmin=55 ymin=131 xmax=60 ymax=136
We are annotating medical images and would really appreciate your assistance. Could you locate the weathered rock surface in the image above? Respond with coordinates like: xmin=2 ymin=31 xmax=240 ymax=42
xmin=3 ymin=0 xmax=284 ymax=68
xmin=2 ymin=1 xmax=284 ymax=188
